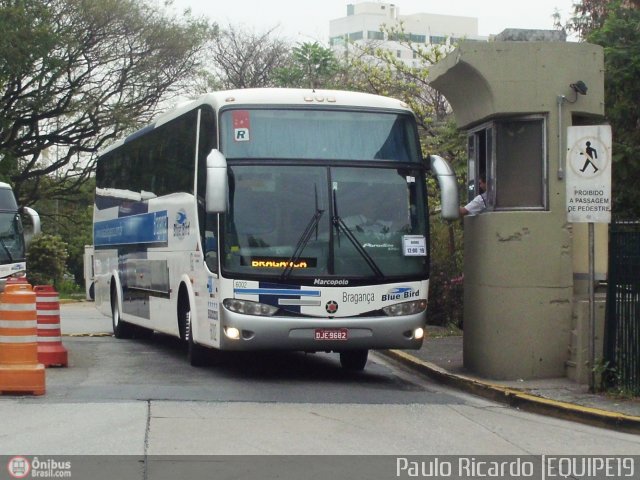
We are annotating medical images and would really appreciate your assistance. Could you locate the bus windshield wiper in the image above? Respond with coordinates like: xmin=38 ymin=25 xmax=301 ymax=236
xmin=0 ymin=238 xmax=14 ymax=262
xmin=280 ymin=208 xmax=324 ymax=281
xmin=332 ymin=190 xmax=384 ymax=279
xmin=281 ymin=185 xmax=325 ymax=281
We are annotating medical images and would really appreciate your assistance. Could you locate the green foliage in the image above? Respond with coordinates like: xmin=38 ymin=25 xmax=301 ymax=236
xmin=428 ymin=216 xmax=464 ymax=327
xmin=26 ymin=234 xmax=69 ymax=288
xmin=57 ymin=276 xmax=83 ymax=297
xmin=593 ymin=358 xmax=640 ymax=396
xmin=562 ymin=0 xmax=613 ymax=39
xmin=32 ymin=177 xmax=94 ymax=285
xmin=0 ymin=0 xmax=56 ymax=86
xmin=343 ymin=23 xmax=452 ymax=128
xmin=274 ymin=41 xmax=340 ymax=89
xmin=587 ymin=4 xmax=640 ymax=218
xmin=1 ymin=0 xmax=217 ymax=205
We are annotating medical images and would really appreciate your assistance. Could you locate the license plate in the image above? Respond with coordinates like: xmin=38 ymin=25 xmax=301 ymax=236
xmin=314 ymin=328 xmax=348 ymax=341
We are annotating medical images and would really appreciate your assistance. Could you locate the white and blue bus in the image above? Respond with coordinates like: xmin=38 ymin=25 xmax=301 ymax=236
xmin=93 ymin=88 xmax=458 ymax=370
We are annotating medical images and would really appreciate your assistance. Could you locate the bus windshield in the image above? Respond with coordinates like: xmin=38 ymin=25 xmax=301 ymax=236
xmin=0 ymin=213 xmax=25 ymax=263
xmin=222 ymin=165 xmax=428 ymax=281
xmin=220 ymin=108 xmax=420 ymax=162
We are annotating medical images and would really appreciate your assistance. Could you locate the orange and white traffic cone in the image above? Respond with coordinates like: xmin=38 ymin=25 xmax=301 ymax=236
xmin=0 ymin=284 xmax=45 ymax=395
xmin=35 ymin=285 xmax=68 ymax=367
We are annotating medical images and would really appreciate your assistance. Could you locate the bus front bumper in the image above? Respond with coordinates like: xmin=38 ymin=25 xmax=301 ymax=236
xmin=217 ymin=309 xmax=426 ymax=352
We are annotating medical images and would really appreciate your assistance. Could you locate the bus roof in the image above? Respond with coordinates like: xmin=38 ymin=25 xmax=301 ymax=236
xmin=99 ymin=88 xmax=413 ymax=157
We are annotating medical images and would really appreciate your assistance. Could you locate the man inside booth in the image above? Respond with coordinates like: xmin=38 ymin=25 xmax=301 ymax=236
xmin=460 ymin=174 xmax=487 ymax=217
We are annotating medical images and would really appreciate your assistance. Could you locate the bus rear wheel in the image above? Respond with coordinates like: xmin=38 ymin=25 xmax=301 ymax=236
xmin=339 ymin=350 xmax=368 ymax=371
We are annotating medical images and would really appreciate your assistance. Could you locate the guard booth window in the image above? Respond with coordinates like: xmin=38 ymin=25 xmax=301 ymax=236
xmin=467 ymin=116 xmax=546 ymax=211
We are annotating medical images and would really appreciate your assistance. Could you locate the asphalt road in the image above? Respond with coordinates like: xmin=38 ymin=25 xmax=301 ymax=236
xmin=1 ymin=303 xmax=639 ymax=462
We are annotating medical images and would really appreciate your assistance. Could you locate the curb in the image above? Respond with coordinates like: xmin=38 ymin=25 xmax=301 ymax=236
xmin=384 ymin=349 xmax=640 ymax=435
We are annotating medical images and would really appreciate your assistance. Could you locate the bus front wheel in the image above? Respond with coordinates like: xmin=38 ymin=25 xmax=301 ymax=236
xmin=111 ymin=286 xmax=134 ymax=339
xmin=339 ymin=350 xmax=368 ymax=371
xmin=179 ymin=292 xmax=209 ymax=367
xmin=187 ymin=316 xmax=210 ymax=367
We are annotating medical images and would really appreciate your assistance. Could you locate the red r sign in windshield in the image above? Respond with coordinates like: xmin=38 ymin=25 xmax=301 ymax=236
xmin=232 ymin=110 xmax=251 ymax=142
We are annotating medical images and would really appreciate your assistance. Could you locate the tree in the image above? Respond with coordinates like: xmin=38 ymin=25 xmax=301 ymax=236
xmin=0 ymin=0 xmax=216 ymax=205
xmin=200 ymin=24 xmax=290 ymax=90
xmin=26 ymin=234 xmax=68 ymax=288
xmin=32 ymin=175 xmax=94 ymax=284
xmin=275 ymin=42 xmax=340 ymax=89
xmin=344 ymin=24 xmax=452 ymax=134
xmin=589 ymin=4 xmax=640 ymax=217
xmin=564 ymin=1 xmax=640 ymax=217
xmin=563 ymin=0 xmax=640 ymax=39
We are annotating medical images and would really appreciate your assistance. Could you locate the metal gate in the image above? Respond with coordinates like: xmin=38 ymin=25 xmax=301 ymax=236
xmin=604 ymin=220 xmax=640 ymax=394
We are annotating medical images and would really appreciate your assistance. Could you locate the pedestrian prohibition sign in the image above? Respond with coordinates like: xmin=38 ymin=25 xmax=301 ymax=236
xmin=566 ymin=125 xmax=612 ymax=224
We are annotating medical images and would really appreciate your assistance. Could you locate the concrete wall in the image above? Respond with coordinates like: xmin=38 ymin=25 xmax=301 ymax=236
xmin=463 ymin=212 xmax=573 ymax=379
xmin=567 ymin=295 xmax=606 ymax=384
xmin=430 ymin=41 xmax=604 ymax=129
xmin=430 ymin=39 xmax=605 ymax=380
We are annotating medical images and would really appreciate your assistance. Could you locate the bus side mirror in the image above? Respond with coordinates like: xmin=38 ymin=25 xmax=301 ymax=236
xmin=206 ymin=149 xmax=228 ymax=213
xmin=428 ymin=155 xmax=460 ymax=220
xmin=19 ymin=206 xmax=41 ymax=245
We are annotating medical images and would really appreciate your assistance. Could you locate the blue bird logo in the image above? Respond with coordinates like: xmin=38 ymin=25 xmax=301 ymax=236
xmin=176 ymin=210 xmax=187 ymax=225
xmin=388 ymin=287 xmax=412 ymax=295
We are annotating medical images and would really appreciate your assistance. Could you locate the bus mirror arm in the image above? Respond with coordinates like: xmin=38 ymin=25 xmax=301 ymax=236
xmin=429 ymin=155 xmax=459 ymax=220
xmin=205 ymin=150 xmax=229 ymax=214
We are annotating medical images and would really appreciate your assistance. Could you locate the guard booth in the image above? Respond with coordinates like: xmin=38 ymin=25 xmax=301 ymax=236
xmin=430 ymin=30 xmax=606 ymax=381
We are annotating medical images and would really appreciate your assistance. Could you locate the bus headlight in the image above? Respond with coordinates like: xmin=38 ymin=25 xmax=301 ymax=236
xmin=382 ymin=300 xmax=427 ymax=317
xmin=224 ymin=327 xmax=241 ymax=340
xmin=223 ymin=298 xmax=279 ymax=317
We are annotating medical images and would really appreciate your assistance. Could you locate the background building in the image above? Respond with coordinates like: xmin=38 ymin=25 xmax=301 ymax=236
xmin=329 ymin=1 xmax=486 ymax=65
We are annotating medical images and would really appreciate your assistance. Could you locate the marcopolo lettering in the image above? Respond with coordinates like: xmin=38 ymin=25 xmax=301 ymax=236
xmin=314 ymin=279 xmax=349 ymax=286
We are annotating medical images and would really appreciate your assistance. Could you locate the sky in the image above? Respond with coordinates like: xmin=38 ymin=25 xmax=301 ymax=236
xmin=168 ymin=0 xmax=577 ymax=42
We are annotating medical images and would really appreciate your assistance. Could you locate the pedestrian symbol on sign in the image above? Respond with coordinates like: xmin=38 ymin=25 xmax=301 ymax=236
xmin=568 ymin=135 xmax=608 ymax=179
xmin=579 ymin=141 xmax=598 ymax=173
